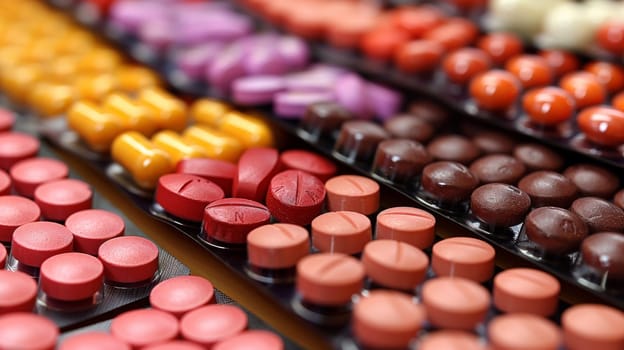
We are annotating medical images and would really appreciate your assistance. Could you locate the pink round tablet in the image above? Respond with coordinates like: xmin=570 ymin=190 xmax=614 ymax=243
xmin=176 ymin=158 xmax=237 ymax=197
xmin=98 ymin=236 xmax=159 ymax=284
xmin=279 ymin=149 xmax=337 ymax=182
xmin=432 ymin=237 xmax=495 ymax=282
xmin=0 ymin=169 xmax=11 ymax=195
xmin=111 ymin=309 xmax=179 ymax=348
xmin=325 ymin=175 xmax=380 ymax=215
xmin=11 ymin=221 xmax=73 ymax=268
xmin=60 ymin=332 xmax=131 ymax=350
xmin=0 ymin=270 xmax=37 ymax=314
xmin=10 ymin=157 xmax=69 ymax=198
xmin=375 ymin=207 xmax=436 ymax=249
xmin=34 ymin=178 xmax=93 ymax=221
xmin=247 ymin=223 xmax=310 ymax=269
xmin=156 ymin=173 xmax=225 ymax=222
xmin=143 ymin=341 xmax=204 ymax=350
xmin=0 ymin=132 xmax=40 ymax=170
xmin=150 ymin=275 xmax=215 ymax=317
xmin=0 ymin=195 xmax=40 ymax=243
xmin=213 ymin=330 xmax=284 ymax=350
xmin=311 ymin=211 xmax=372 ymax=255
xmin=180 ymin=304 xmax=248 ymax=347
xmin=65 ymin=209 xmax=125 ymax=255
xmin=0 ymin=109 xmax=15 ymax=131
xmin=40 ymin=252 xmax=104 ymax=301
xmin=0 ymin=313 xmax=58 ymax=350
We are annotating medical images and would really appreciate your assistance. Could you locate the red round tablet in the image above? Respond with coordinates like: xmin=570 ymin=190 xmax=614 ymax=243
xmin=469 ymin=70 xmax=521 ymax=111
xmin=522 ymin=87 xmax=576 ymax=126
xmin=40 ymin=252 xmax=104 ymax=301
xmin=266 ymin=170 xmax=326 ymax=226
xmin=10 ymin=157 xmax=69 ymax=198
xmin=60 ymin=332 xmax=131 ymax=350
xmin=0 ymin=109 xmax=15 ymax=131
xmin=0 ymin=195 xmax=41 ymax=243
xmin=577 ymin=106 xmax=624 ymax=147
xmin=0 ymin=169 xmax=10 ymax=195
xmin=143 ymin=341 xmax=204 ymax=350
xmin=422 ymin=18 xmax=478 ymax=51
xmin=98 ymin=236 xmax=159 ymax=284
xmin=476 ymin=32 xmax=523 ymax=66
xmin=539 ymin=50 xmax=580 ymax=78
xmin=560 ymin=72 xmax=606 ymax=109
xmin=232 ymin=148 xmax=280 ymax=202
xmin=442 ymin=48 xmax=492 ymax=85
xmin=0 ymin=132 xmax=39 ymax=170
xmin=505 ymin=54 xmax=554 ymax=88
xmin=111 ymin=309 xmax=179 ymax=348
xmin=394 ymin=39 xmax=445 ymax=74
xmin=11 ymin=221 xmax=73 ymax=268
xmin=0 ymin=313 xmax=59 ymax=350
xmin=0 ymin=270 xmax=37 ymax=314
xmin=203 ymin=198 xmax=271 ymax=244
xmin=176 ymin=158 xmax=237 ymax=197
xmin=213 ymin=330 xmax=284 ymax=350
xmin=150 ymin=275 xmax=215 ymax=317
xmin=279 ymin=149 xmax=336 ymax=182
xmin=34 ymin=178 xmax=93 ymax=222
xmin=247 ymin=223 xmax=310 ymax=269
xmin=65 ymin=209 xmax=125 ymax=255
xmin=180 ymin=304 xmax=248 ymax=347
xmin=156 ymin=173 xmax=224 ymax=222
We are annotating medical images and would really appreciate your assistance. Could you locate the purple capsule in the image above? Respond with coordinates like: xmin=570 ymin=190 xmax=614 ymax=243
xmin=232 ymin=75 xmax=286 ymax=106
xmin=333 ymin=74 xmax=372 ymax=119
xmin=109 ymin=1 xmax=168 ymax=34
xmin=274 ymin=91 xmax=335 ymax=119
xmin=285 ymin=68 xmax=343 ymax=92
xmin=207 ymin=44 xmax=247 ymax=94
xmin=366 ymin=83 xmax=403 ymax=121
xmin=175 ymin=42 xmax=225 ymax=80
xmin=244 ymin=43 xmax=288 ymax=76
xmin=277 ymin=36 xmax=309 ymax=70
xmin=174 ymin=14 xmax=252 ymax=45
xmin=138 ymin=18 xmax=175 ymax=51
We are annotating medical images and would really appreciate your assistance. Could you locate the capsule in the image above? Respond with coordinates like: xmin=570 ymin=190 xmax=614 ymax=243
xmin=191 ymin=99 xmax=231 ymax=127
xmin=67 ymin=101 xmax=124 ymax=152
xmin=102 ymin=93 xmax=157 ymax=136
xmin=46 ymin=56 xmax=81 ymax=83
xmin=152 ymin=130 xmax=206 ymax=165
xmin=74 ymin=74 xmax=117 ymax=102
xmin=52 ymin=29 xmax=95 ymax=55
xmin=76 ymin=47 xmax=122 ymax=73
xmin=115 ymin=65 xmax=161 ymax=93
xmin=20 ymin=39 xmax=59 ymax=63
xmin=182 ymin=125 xmax=244 ymax=162
xmin=28 ymin=82 xmax=75 ymax=118
xmin=111 ymin=131 xmax=174 ymax=189
xmin=1 ymin=64 xmax=43 ymax=103
xmin=219 ymin=111 xmax=274 ymax=148
xmin=137 ymin=88 xmax=188 ymax=132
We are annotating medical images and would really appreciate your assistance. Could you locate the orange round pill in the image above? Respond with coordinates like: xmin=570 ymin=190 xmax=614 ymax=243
xmin=469 ymin=70 xmax=521 ymax=111
xmin=596 ymin=21 xmax=624 ymax=55
xmin=577 ymin=106 xmax=624 ymax=147
xmin=394 ymin=40 xmax=445 ymax=74
xmin=296 ymin=253 xmax=364 ymax=306
xmin=562 ymin=304 xmax=624 ymax=350
xmin=505 ymin=55 xmax=553 ymax=89
xmin=489 ymin=313 xmax=562 ymax=350
xmin=150 ymin=275 xmax=215 ymax=317
xmin=362 ymin=239 xmax=428 ymax=290
xmin=584 ymin=61 xmax=624 ymax=94
xmin=247 ymin=223 xmax=310 ymax=269
xmin=493 ymin=268 xmax=560 ymax=316
xmin=311 ymin=211 xmax=371 ymax=255
xmin=361 ymin=27 xmax=411 ymax=61
xmin=442 ymin=48 xmax=492 ymax=85
xmin=352 ymin=290 xmax=424 ymax=349
xmin=539 ymin=50 xmax=580 ymax=78
xmin=325 ymin=175 xmax=380 ymax=215
xmin=476 ymin=32 xmax=524 ymax=66
xmin=375 ymin=207 xmax=435 ymax=249
xmin=423 ymin=18 xmax=478 ymax=51
xmin=418 ymin=331 xmax=486 ymax=350
xmin=432 ymin=237 xmax=495 ymax=282
xmin=522 ymin=87 xmax=575 ymax=125
xmin=326 ymin=15 xmax=378 ymax=49
xmin=612 ymin=91 xmax=624 ymax=112
xmin=422 ymin=277 xmax=490 ymax=330
xmin=559 ymin=72 xmax=606 ymax=109
xmin=390 ymin=6 xmax=446 ymax=38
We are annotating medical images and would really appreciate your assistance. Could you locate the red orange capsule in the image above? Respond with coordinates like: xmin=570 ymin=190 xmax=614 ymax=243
xmin=361 ymin=27 xmax=410 ymax=61
xmin=476 ymin=32 xmax=524 ymax=66
xmin=539 ymin=50 xmax=580 ymax=78
xmin=442 ymin=48 xmax=492 ymax=85
xmin=390 ymin=6 xmax=446 ymax=38
xmin=505 ymin=55 xmax=554 ymax=89
xmin=469 ymin=70 xmax=521 ymax=111
xmin=596 ymin=21 xmax=624 ymax=55
xmin=577 ymin=106 xmax=624 ymax=147
xmin=522 ymin=87 xmax=576 ymax=125
xmin=394 ymin=40 xmax=444 ymax=74
xmin=584 ymin=61 xmax=624 ymax=94
xmin=560 ymin=72 xmax=606 ymax=109
xmin=423 ymin=18 xmax=478 ymax=51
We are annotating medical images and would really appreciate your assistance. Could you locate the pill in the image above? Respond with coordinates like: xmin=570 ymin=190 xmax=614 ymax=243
xmin=0 ymin=313 xmax=58 ymax=350
xmin=203 ymin=198 xmax=271 ymax=244
xmin=559 ymin=72 xmax=606 ymax=109
xmin=489 ymin=313 xmax=561 ymax=350
xmin=274 ymin=90 xmax=335 ymax=119
xmin=176 ymin=158 xmax=236 ymax=197
xmin=278 ymin=150 xmax=336 ymax=183
xmin=150 ymin=275 xmax=215 ymax=317
xmin=372 ymin=139 xmax=432 ymax=185
xmin=232 ymin=75 xmax=285 ymax=106
xmin=518 ymin=171 xmax=578 ymax=208
xmin=0 ymin=195 xmax=41 ymax=243
xmin=571 ymin=197 xmax=624 ymax=234
xmin=176 ymin=42 xmax=226 ymax=80
xmin=10 ymin=157 xmax=69 ymax=198
xmin=266 ymin=170 xmax=325 ymax=226
xmin=233 ymin=148 xmax=280 ymax=202
xmin=143 ymin=341 xmax=203 ymax=350
xmin=296 ymin=253 xmax=364 ymax=306
xmin=111 ymin=131 xmax=174 ymax=189
xmin=469 ymin=70 xmax=521 ymax=111
xmin=102 ymin=93 xmax=157 ymax=137
xmin=493 ymin=268 xmax=560 ymax=316
xmin=477 ymin=32 xmax=524 ymax=66
xmin=152 ymin=130 xmax=207 ymax=165
xmin=522 ymin=87 xmax=575 ymax=126
xmin=0 ymin=243 xmax=4 ymax=267
xmin=137 ymin=88 xmax=188 ymax=132
xmin=98 ymin=236 xmax=159 ymax=284
xmin=73 ymin=74 xmax=117 ymax=102
xmin=300 ymin=102 xmax=352 ymax=140
xmin=325 ymin=175 xmax=380 ymax=215
xmin=334 ymin=121 xmax=389 ymax=162
xmin=75 ymin=47 xmax=122 ymax=73
xmin=67 ymin=101 xmax=124 ymax=152
xmin=473 ymin=130 xmax=516 ymax=154
xmin=219 ymin=111 xmax=274 ymax=148
xmin=213 ymin=330 xmax=284 ymax=350
xmin=247 ymin=223 xmax=309 ymax=270
xmin=562 ymin=304 xmax=624 ymax=350
xmin=115 ymin=65 xmax=161 ymax=93
xmin=443 ymin=48 xmax=492 ymax=85
xmin=353 ymin=290 xmax=424 ymax=349
xmin=432 ymin=237 xmax=495 ymax=282
xmin=332 ymin=74 xmax=371 ymax=119
xmin=0 ymin=270 xmax=37 ymax=314
xmin=361 ymin=27 xmax=410 ymax=61
xmin=311 ymin=211 xmax=371 ymax=255
xmin=65 ymin=209 xmax=125 ymax=255
xmin=207 ymin=45 xmax=246 ymax=94
xmin=418 ymin=331 xmax=486 ymax=350
xmin=468 ymin=154 xmax=526 ymax=185
xmin=513 ymin=143 xmax=563 ymax=171
xmin=156 ymin=173 xmax=224 ymax=222
xmin=182 ymin=125 xmax=244 ymax=162
xmin=191 ymin=99 xmax=231 ymax=127
xmin=577 ymin=106 xmax=624 ymax=147
xmin=0 ymin=132 xmax=40 ymax=170
xmin=362 ymin=239 xmax=428 ymax=290
xmin=427 ymin=135 xmax=481 ymax=165
xmin=539 ymin=50 xmax=580 ymax=78
xmin=111 ymin=309 xmax=179 ymax=348
xmin=375 ymin=207 xmax=435 ymax=249
xmin=11 ymin=221 xmax=73 ymax=268
xmin=40 ymin=252 xmax=103 ymax=302
xmin=0 ymin=170 xmax=10 ymax=195
xmin=27 ymin=82 xmax=75 ymax=118
xmin=390 ymin=5 xmax=445 ymax=37
xmin=394 ymin=39 xmax=445 ymax=74
xmin=425 ymin=18 xmax=479 ymax=51
xmin=34 ymin=178 xmax=92 ymax=222
xmin=0 ymin=108 xmax=14 ymax=131
xmin=1 ymin=65 xmax=43 ymax=103
xmin=422 ymin=277 xmax=490 ymax=330
xmin=505 ymin=55 xmax=554 ymax=89
xmin=180 ymin=305 xmax=248 ymax=347
xmin=563 ymin=164 xmax=619 ymax=198
xmin=584 ymin=61 xmax=624 ymax=94
xmin=422 ymin=160 xmax=477 ymax=203
xmin=471 ymin=184 xmax=531 ymax=228
xmin=60 ymin=332 xmax=131 ymax=350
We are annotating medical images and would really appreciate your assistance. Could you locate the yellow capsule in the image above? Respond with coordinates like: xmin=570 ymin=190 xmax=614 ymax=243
xmin=219 ymin=111 xmax=274 ymax=148
xmin=102 ymin=93 xmax=157 ymax=136
xmin=28 ymin=82 xmax=75 ymax=118
xmin=67 ymin=101 xmax=124 ymax=152
xmin=76 ymin=47 xmax=122 ymax=73
xmin=191 ymin=99 xmax=231 ymax=127
xmin=115 ymin=65 xmax=161 ymax=93
xmin=182 ymin=125 xmax=244 ymax=162
xmin=45 ymin=56 xmax=81 ymax=83
xmin=137 ymin=88 xmax=188 ymax=132
xmin=152 ymin=130 xmax=206 ymax=165
xmin=53 ymin=30 xmax=96 ymax=55
xmin=1 ymin=64 xmax=42 ymax=103
xmin=111 ymin=131 xmax=174 ymax=189
xmin=74 ymin=74 xmax=117 ymax=102
xmin=20 ymin=39 xmax=61 ymax=63
xmin=0 ymin=47 xmax=26 ymax=70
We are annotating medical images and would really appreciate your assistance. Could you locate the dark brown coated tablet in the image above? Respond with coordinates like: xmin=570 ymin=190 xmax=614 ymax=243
xmin=518 ymin=171 xmax=578 ymax=208
xmin=614 ymin=189 xmax=624 ymax=209
xmin=372 ymin=139 xmax=432 ymax=184
xmin=470 ymin=183 xmax=531 ymax=228
xmin=469 ymin=154 xmax=526 ymax=184
xmin=493 ymin=268 xmax=560 ymax=316
xmin=301 ymin=101 xmax=352 ymax=136
xmin=489 ymin=313 xmax=562 ymax=350
xmin=432 ymin=237 xmax=496 ymax=282
xmin=570 ymin=197 xmax=624 ymax=233
xmin=334 ymin=120 xmax=389 ymax=162
xmin=421 ymin=161 xmax=479 ymax=205
xmin=563 ymin=164 xmax=620 ymax=198
xmin=472 ymin=130 xmax=516 ymax=154
xmin=383 ymin=114 xmax=435 ymax=142
xmin=426 ymin=135 xmax=481 ymax=165
xmin=524 ymin=207 xmax=588 ymax=254
xmin=581 ymin=232 xmax=624 ymax=280
xmin=513 ymin=143 xmax=564 ymax=171
xmin=407 ymin=100 xmax=449 ymax=128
